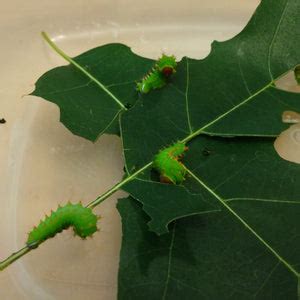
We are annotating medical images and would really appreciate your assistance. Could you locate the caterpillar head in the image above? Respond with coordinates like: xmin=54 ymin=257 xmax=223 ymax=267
xmin=156 ymin=54 xmax=177 ymax=77
xmin=136 ymin=54 xmax=177 ymax=94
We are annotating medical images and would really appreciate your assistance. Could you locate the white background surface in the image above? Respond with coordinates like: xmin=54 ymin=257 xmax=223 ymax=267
xmin=4 ymin=1 xmax=292 ymax=299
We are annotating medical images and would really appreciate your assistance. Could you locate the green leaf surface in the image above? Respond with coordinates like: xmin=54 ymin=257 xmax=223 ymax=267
xmin=123 ymin=136 xmax=300 ymax=235
xmin=118 ymin=197 xmax=299 ymax=300
xmin=30 ymin=0 xmax=300 ymax=298
xmin=120 ymin=0 xmax=300 ymax=234
xmin=31 ymin=44 xmax=154 ymax=140
xmin=122 ymin=0 xmax=300 ymax=173
xmin=117 ymin=0 xmax=300 ymax=297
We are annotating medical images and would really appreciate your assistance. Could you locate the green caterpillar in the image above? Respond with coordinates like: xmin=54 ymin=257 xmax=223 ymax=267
xmin=153 ymin=142 xmax=188 ymax=184
xmin=136 ymin=54 xmax=177 ymax=94
xmin=27 ymin=202 xmax=98 ymax=248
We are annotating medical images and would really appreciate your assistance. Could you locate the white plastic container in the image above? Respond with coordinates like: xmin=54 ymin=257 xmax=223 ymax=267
xmin=2 ymin=1 xmax=282 ymax=299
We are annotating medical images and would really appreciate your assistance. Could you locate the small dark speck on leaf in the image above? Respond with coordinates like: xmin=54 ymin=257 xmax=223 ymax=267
xmin=0 ymin=118 xmax=6 ymax=124
xmin=202 ymin=147 xmax=212 ymax=156
xmin=125 ymin=103 xmax=132 ymax=109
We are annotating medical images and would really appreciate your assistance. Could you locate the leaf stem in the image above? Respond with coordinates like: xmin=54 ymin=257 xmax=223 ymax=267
xmin=41 ymin=31 xmax=127 ymax=111
xmin=0 ymin=162 xmax=153 ymax=271
xmin=86 ymin=162 xmax=153 ymax=209
xmin=0 ymin=246 xmax=31 ymax=271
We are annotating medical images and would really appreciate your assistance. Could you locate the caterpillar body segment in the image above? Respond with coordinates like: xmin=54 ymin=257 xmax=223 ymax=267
xmin=153 ymin=142 xmax=188 ymax=184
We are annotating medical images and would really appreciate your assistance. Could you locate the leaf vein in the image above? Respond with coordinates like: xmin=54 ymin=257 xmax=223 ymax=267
xmin=162 ymin=222 xmax=176 ymax=300
xmin=185 ymin=58 xmax=193 ymax=133
xmin=225 ymin=198 xmax=300 ymax=204
xmin=186 ymin=168 xmax=300 ymax=279
xmin=267 ymin=0 xmax=289 ymax=80
xmin=254 ymin=261 xmax=280 ymax=297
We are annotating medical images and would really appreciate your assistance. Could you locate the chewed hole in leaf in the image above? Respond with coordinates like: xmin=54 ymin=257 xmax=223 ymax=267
xmin=275 ymin=70 xmax=300 ymax=93
xmin=282 ymin=110 xmax=300 ymax=124
xmin=295 ymin=65 xmax=300 ymax=84
xmin=274 ymin=123 xmax=300 ymax=164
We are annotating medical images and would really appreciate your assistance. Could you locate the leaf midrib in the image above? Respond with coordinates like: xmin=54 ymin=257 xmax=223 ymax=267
xmin=42 ymin=31 xmax=127 ymax=111
xmin=186 ymin=167 xmax=300 ymax=279
xmin=180 ymin=81 xmax=274 ymax=144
